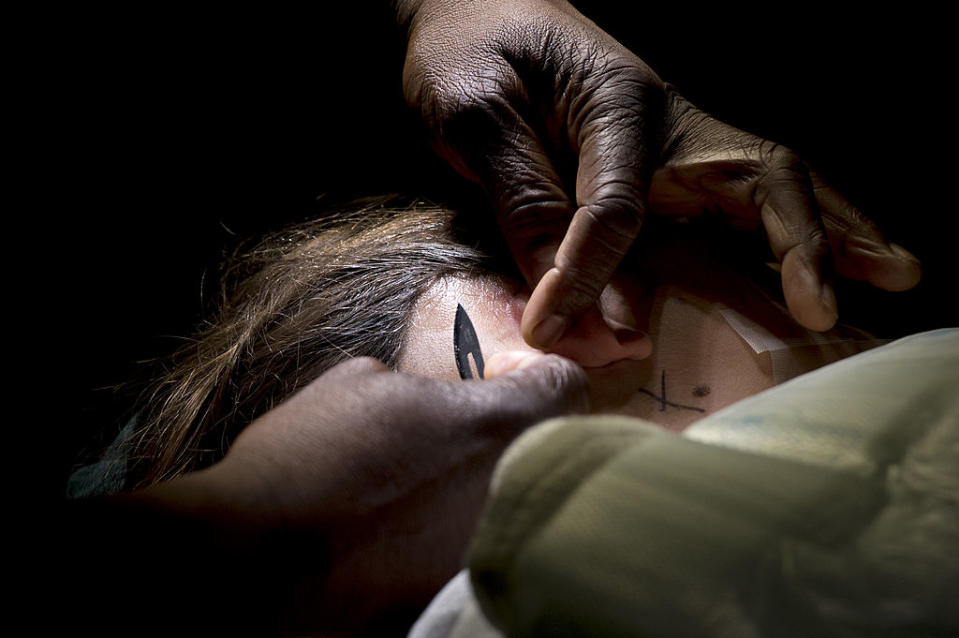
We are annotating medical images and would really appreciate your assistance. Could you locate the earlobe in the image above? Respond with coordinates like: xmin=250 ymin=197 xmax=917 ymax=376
xmin=546 ymin=304 xmax=652 ymax=368
xmin=508 ymin=274 xmax=653 ymax=368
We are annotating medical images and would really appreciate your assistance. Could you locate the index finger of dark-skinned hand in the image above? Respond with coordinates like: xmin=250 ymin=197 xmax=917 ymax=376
xmin=810 ymin=170 xmax=922 ymax=291
xmin=521 ymin=60 xmax=664 ymax=349
xmin=754 ymin=146 xmax=838 ymax=332
xmin=422 ymin=62 xmax=578 ymax=293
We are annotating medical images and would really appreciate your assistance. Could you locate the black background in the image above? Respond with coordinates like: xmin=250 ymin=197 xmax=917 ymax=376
xmin=42 ymin=5 xmax=956 ymax=491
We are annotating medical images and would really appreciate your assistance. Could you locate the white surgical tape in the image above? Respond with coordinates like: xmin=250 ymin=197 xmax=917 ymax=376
xmin=719 ymin=304 xmax=891 ymax=384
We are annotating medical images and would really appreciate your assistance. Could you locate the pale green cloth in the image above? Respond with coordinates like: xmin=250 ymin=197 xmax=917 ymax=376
xmin=468 ymin=329 xmax=959 ymax=637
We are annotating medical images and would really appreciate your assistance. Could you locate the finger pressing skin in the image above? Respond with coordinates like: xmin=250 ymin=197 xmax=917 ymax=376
xmin=522 ymin=61 xmax=663 ymax=349
xmin=754 ymin=147 xmax=838 ymax=331
xmin=468 ymin=351 xmax=590 ymax=434
xmin=810 ymin=170 xmax=922 ymax=291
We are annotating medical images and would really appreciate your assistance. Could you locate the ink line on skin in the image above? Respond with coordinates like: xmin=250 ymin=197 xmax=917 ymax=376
xmin=636 ymin=370 xmax=706 ymax=413
xmin=454 ymin=303 xmax=485 ymax=380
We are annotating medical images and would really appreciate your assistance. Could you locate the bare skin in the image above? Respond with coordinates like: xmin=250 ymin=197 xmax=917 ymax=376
xmin=399 ymin=230 xmax=880 ymax=432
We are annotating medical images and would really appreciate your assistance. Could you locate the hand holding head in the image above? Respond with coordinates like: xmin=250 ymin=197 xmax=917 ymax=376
xmin=400 ymin=0 xmax=662 ymax=348
xmin=399 ymin=0 xmax=921 ymax=345
xmin=203 ymin=351 xmax=588 ymax=633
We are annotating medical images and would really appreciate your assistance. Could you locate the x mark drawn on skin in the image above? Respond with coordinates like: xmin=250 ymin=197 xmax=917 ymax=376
xmin=454 ymin=305 xmax=705 ymax=416
xmin=637 ymin=370 xmax=706 ymax=413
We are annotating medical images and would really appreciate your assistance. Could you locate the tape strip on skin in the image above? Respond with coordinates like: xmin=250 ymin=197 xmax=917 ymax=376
xmin=718 ymin=306 xmax=891 ymax=384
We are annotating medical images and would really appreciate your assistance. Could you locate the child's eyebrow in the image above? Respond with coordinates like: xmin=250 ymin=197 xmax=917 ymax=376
xmin=454 ymin=303 xmax=485 ymax=380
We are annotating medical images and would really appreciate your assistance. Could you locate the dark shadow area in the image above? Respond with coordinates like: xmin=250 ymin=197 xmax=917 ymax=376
xmin=43 ymin=5 xmax=956 ymax=496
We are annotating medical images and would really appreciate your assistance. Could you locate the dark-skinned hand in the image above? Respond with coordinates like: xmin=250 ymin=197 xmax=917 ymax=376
xmin=397 ymin=0 xmax=921 ymax=348
xmin=93 ymin=351 xmax=587 ymax=636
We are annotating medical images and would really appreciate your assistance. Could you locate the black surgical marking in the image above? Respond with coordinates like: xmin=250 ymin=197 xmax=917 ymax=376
xmin=661 ymin=369 xmax=666 ymax=411
xmin=692 ymin=385 xmax=711 ymax=398
xmin=454 ymin=303 xmax=485 ymax=380
xmin=636 ymin=370 xmax=706 ymax=413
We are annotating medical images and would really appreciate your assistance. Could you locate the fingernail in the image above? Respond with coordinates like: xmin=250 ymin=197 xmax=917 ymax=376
xmin=485 ymin=350 xmax=547 ymax=378
xmin=530 ymin=314 xmax=568 ymax=350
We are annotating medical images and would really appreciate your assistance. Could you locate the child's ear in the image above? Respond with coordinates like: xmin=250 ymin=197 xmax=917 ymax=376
xmin=506 ymin=270 xmax=654 ymax=368
xmin=546 ymin=304 xmax=651 ymax=368
xmin=600 ymin=269 xmax=655 ymax=335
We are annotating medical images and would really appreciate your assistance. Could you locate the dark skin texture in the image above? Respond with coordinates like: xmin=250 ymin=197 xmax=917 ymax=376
xmin=64 ymin=353 xmax=588 ymax=636
xmin=206 ymin=354 xmax=586 ymax=634
xmin=397 ymin=0 xmax=921 ymax=348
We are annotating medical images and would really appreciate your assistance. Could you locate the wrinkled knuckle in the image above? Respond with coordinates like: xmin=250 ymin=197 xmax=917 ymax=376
xmin=584 ymin=199 xmax=644 ymax=240
xmin=598 ymin=60 xmax=664 ymax=114
xmin=424 ymin=76 xmax=482 ymax=123
xmin=500 ymin=197 xmax=571 ymax=237
xmin=562 ymin=202 xmax=640 ymax=266
xmin=601 ymin=54 xmax=660 ymax=89
xmin=558 ymin=261 xmax=607 ymax=301
xmin=755 ymin=146 xmax=814 ymax=206
xmin=570 ymin=46 xmax=661 ymax=109
xmin=764 ymin=144 xmax=806 ymax=175
xmin=805 ymin=226 xmax=830 ymax=254
xmin=497 ymin=12 xmax=554 ymax=55
xmin=422 ymin=56 xmax=513 ymax=113
xmin=428 ymin=81 xmax=519 ymax=153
